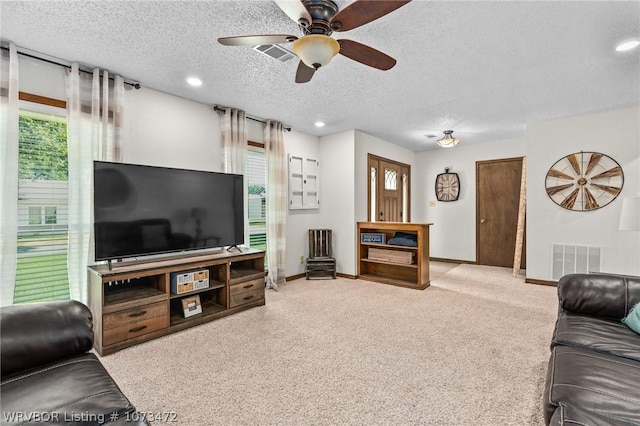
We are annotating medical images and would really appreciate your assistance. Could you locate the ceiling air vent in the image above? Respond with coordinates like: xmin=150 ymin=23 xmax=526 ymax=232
xmin=253 ymin=44 xmax=295 ymax=62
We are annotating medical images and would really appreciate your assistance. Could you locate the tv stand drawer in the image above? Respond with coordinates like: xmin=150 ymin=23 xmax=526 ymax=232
xmin=229 ymin=277 xmax=264 ymax=296
xmin=103 ymin=301 xmax=167 ymax=330
xmin=230 ymin=287 xmax=264 ymax=308
xmin=103 ymin=315 xmax=168 ymax=346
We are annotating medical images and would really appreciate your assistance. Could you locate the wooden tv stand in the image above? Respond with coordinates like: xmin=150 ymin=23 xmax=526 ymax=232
xmin=357 ymin=222 xmax=432 ymax=290
xmin=88 ymin=248 xmax=265 ymax=355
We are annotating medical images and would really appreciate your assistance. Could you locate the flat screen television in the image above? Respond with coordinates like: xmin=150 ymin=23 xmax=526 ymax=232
xmin=93 ymin=161 xmax=244 ymax=261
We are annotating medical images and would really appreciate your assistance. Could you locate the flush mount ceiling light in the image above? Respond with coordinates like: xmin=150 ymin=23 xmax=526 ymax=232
xmin=314 ymin=121 xmax=326 ymax=128
xmin=186 ymin=76 xmax=202 ymax=87
xmin=292 ymin=35 xmax=340 ymax=70
xmin=436 ymin=130 xmax=460 ymax=148
xmin=615 ymin=39 xmax=640 ymax=52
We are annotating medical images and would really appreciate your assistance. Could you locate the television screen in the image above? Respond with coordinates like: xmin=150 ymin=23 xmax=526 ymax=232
xmin=93 ymin=161 xmax=244 ymax=261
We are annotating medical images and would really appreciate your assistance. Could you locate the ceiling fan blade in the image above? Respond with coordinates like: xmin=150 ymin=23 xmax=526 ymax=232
xmin=331 ymin=0 xmax=412 ymax=32
xmin=338 ymin=39 xmax=396 ymax=70
xmin=295 ymin=60 xmax=315 ymax=83
xmin=274 ymin=0 xmax=312 ymax=27
xmin=218 ymin=34 xmax=297 ymax=46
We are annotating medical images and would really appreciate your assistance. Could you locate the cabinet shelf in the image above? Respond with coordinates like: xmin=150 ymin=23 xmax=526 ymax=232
xmin=169 ymin=300 xmax=226 ymax=326
xmin=169 ymin=281 xmax=225 ymax=299
xmin=104 ymin=286 xmax=166 ymax=313
xmin=229 ymin=267 xmax=265 ymax=284
xmin=361 ymin=258 xmax=418 ymax=268
xmin=361 ymin=242 xmax=418 ymax=251
xmin=357 ymin=222 xmax=432 ymax=290
xmin=358 ymin=273 xmax=419 ymax=288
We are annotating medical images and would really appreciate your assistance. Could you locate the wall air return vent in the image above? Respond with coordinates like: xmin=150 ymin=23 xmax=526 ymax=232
xmin=253 ymin=44 xmax=295 ymax=62
xmin=551 ymin=243 xmax=602 ymax=281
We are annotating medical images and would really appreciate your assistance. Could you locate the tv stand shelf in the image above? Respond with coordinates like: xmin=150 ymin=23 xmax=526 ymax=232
xmin=168 ymin=282 xmax=225 ymax=300
xmin=88 ymin=249 xmax=265 ymax=355
xmin=357 ymin=222 xmax=432 ymax=290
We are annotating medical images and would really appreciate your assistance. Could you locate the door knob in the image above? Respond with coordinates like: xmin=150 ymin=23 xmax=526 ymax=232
xmin=480 ymin=218 xmax=486 ymax=224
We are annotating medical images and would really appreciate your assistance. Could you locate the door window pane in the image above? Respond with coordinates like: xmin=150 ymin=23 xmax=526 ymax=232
xmin=384 ymin=169 xmax=397 ymax=190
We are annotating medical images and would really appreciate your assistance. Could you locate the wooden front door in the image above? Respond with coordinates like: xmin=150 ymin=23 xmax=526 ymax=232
xmin=476 ymin=157 xmax=525 ymax=268
xmin=379 ymin=160 xmax=403 ymax=222
xmin=368 ymin=155 xmax=410 ymax=222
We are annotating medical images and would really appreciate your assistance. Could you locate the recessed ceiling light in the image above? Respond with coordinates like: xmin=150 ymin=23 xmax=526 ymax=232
xmin=186 ymin=77 xmax=203 ymax=86
xmin=615 ymin=39 xmax=640 ymax=52
xmin=315 ymin=121 xmax=325 ymax=128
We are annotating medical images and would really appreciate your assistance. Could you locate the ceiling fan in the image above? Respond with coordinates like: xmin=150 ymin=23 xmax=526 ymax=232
xmin=218 ymin=0 xmax=412 ymax=83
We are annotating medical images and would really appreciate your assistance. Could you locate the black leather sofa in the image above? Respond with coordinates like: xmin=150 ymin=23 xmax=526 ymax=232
xmin=1 ymin=300 xmax=149 ymax=425
xmin=543 ymin=273 xmax=640 ymax=425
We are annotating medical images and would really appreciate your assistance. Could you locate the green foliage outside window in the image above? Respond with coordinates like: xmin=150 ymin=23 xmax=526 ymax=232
xmin=18 ymin=116 xmax=68 ymax=180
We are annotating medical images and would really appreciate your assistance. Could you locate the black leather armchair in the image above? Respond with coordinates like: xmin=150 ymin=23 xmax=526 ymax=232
xmin=543 ymin=273 xmax=640 ymax=425
xmin=1 ymin=300 xmax=148 ymax=425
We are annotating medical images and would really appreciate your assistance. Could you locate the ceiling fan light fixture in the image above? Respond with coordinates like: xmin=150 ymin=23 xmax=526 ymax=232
xmin=292 ymin=35 xmax=340 ymax=69
xmin=436 ymin=130 xmax=460 ymax=148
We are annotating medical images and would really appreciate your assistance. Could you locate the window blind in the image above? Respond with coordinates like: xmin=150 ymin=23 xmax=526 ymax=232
xmin=247 ymin=147 xmax=266 ymax=251
xmin=15 ymin=109 xmax=70 ymax=303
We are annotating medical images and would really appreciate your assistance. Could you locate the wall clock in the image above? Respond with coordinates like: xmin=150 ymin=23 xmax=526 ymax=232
xmin=435 ymin=168 xmax=460 ymax=201
xmin=545 ymin=151 xmax=624 ymax=211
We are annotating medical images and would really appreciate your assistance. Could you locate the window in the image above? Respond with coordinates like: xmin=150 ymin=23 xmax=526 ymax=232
xmin=15 ymin=103 xmax=70 ymax=304
xmin=247 ymin=145 xmax=266 ymax=252
xmin=44 ymin=206 xmax=57 ymax=224
xmin=28 ymin=206 xmax=42 ymax=225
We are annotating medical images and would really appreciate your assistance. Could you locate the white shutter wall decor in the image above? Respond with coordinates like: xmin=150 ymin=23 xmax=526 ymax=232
xmin=288 ymin=154 xmax=319 ymax=210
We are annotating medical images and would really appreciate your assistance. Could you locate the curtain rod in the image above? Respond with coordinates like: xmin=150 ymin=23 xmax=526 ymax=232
xmin=213 ymin=105 xmax=291 ymax=132
xmin=0 ymin=43 xmax=141 ymax=89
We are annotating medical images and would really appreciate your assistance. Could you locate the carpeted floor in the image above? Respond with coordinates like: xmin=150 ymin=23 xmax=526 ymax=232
xmin=100 ymin=262 xmax=558 ymax=425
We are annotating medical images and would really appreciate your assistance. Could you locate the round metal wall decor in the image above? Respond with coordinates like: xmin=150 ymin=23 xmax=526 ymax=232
xmin=545 ymin=151 xmax=624 ymax=211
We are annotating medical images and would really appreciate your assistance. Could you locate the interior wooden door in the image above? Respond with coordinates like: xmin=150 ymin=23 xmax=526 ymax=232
xmin=476 ymin=157 xmax=525 ymax=268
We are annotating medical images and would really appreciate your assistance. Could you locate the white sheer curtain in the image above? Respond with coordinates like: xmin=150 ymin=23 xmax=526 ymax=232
xmin=220 ymin=107 xmax=248 ymax=247
xmin=0 ymin=43 xmax=19 ymax=306
xmin=66 ymin=64 xmax=124 ymax=303
xmin=220 ymin=107 xmax=247 ymax=174
xmin=264 ymin=120 xmax=287 ymax=290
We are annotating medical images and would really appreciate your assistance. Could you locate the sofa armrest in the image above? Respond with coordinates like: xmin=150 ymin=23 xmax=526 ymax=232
xmin=558 ymin=273 xmax=640 ymax=320
xmin=1 ymin=300 xmax=94 ymax=378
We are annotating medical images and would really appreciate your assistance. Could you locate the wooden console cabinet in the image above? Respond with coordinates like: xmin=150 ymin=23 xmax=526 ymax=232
xmin=357 ymin=222 xmax=432 ymax=290
xmin=88 ymin=249 xmax=265 ymax=355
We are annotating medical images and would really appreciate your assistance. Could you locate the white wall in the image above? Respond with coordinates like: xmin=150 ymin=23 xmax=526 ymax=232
xmin=122 ymin=88 xmax=223 ymax=172
xmin=18 ymin=56 xmax=65 ymax=99
xmin=415 ymin=138 xmax=526 ymax=261
xmin=527 ymin=107 xmax=640 ymax=278
xmin=318 ymin=130 xmax=357 ymax=275
xmin=284 ymin=130 xmax=321 ymax=276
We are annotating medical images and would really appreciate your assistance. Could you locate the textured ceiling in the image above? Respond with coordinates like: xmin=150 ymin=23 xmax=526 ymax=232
xmin=1 ymin=0 xmax=639 ymax=151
